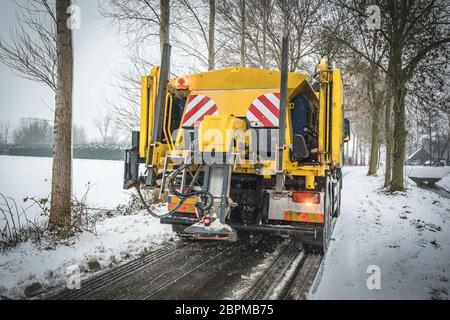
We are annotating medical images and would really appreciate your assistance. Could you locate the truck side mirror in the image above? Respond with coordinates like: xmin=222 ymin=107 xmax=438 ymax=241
xmin=343 ymin=118 xmax=350 ymax=142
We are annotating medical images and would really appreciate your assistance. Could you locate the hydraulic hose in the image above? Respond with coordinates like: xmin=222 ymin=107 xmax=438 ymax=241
xmin=167 ymin=161 xmax=214 ymax=213
xmin=134 ymin=156 xmax=213 ymax=219
xmin=135 ymin=185 xmax=164 ymax=219
xmin=166 ymin=164 xmax=202 ymax=215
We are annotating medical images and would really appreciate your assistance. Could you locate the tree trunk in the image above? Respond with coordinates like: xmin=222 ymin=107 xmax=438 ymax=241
xmin=390 ymin=83 xmax=407 ymax=191
xmin=384 ymin=95 xmax=393 ymax=188
xmin=351 ymin=132 xmax=357 ymax=165
xmin=239 ymin=0 xmax=246 ymax=67
xmin=208 ymin=0 xmax=215 ymax=70
xmin=447 ymin=112 xmax=450 ymax=162
xmin=262 ymin=0 xmax=268 ymax=69
xmin=49 ymin=0 xmax=73 ymax=237
xmin=368 ymin=106 xmax=380 ymax=175
xmin=160 ymin=0 xmax=170 ymax=58
xmin=359 ymin=140 xmax=363 ymax=165
xmin=345 ymin=138 xmax=349 ymax=165
xmin=363 ymin=144 xmax=365 ymax=165
xmin=447 ymin=109 xmax=450 ymax=165
xmin=428 ymin=112 xmax=433 ymax=163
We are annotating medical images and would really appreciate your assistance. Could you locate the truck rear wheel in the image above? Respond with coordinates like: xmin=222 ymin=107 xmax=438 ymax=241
xmin=322 ymin=176 xmax=333 ymax=253
xmin=333 ymin=183 xmax=341 ymax=218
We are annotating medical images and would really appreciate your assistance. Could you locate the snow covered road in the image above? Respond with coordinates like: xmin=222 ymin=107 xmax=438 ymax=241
xmin=312 ymin=166 xmax=450 ymax=300
xmin=0 ymin=209 xmax=174 ymax=298
xmin=1 ymin=158 xmax=449 ymax=299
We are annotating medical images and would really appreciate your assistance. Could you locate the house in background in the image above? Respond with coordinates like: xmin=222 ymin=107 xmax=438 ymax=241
xmin=407 ymin=147 xmax=432 ymax=165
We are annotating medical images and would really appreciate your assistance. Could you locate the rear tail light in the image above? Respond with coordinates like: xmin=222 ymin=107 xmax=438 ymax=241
xmin=292 ymin=192 xmax=320 ymax=205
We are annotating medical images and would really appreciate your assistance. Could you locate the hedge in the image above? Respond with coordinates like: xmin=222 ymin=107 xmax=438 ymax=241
xmin=1 ymin=144 xmax=127 ymax=161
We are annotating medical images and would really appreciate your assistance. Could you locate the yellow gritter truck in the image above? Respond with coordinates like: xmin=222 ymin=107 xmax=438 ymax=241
xmin=123 ymin=39 xmax=350 ymax=252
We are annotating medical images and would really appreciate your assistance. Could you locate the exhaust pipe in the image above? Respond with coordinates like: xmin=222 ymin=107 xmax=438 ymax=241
xmin=275 ymin=35 xmax=289 ymax=193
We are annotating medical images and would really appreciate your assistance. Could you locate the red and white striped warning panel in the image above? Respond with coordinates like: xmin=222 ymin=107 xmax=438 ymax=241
xmin=246 ymin=92 xmax=280 ymax=127
xmin=182 ymin=95 xmax=218 ymax=127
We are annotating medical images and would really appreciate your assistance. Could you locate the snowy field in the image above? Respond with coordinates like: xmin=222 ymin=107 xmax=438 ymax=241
xmin=0 ymin=155 xmax=133 ymax=225
xmin=312 ymin=166 xmax=450 ymax=300
xmin=0 ymin=155 xmax=174 ymax=298
xmin=1 ymin=157 xmax=449 ymax=299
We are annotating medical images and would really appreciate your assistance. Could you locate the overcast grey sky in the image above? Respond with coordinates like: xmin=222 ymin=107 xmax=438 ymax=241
xmin=0 ymin=0 xmax=129 ymax=138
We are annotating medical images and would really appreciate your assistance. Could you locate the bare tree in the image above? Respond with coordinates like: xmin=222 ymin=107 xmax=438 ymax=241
xmin=93 ymin=112 xmax=119 ymax=145
xmin=324 ymin=0 xmax=450 ymax=191
xmin=279 ymin=0 xmax=323 ymax=72
xmin=208 ymin=0 xmax=216 ymax=70
xmin=101 ymin=0 xmax=220 ymax=132
xmin=0 ymin=0 xmax=74 ymax=235
xmin=105 ymin=52 xmax=150 ymax=131
xmin=13 ymin=118 xmax=53 ymax=145
xmin=239 ymin=0 xmax=246 ymax=66
xmin=48 ymin=0 xmax=74 ymax=236
xmin=173 ymin=0 xmax=218 ymax=71
xmin=215 ymin=0 xmax=247 ymax=67
xmin=73 ymin=125 xmax=87 ymax=145
xmin=0 ymin=0 xmax=57 ymax=90
xmin=383 ymin=1 xmax=450 ymax=190
xmin=217 ymin=0 xmax=324 ymax=72
xmin=99 ymin=0 xmax=179 ymax=131
xmin=99 ymin=0 xmax=178 ymax=57
xmin=343 ymin=57 xmax=374 ymax=167
xmin=320 ymin=1 xmax=389 ymax=179
xmin=0 ymin=121 xmax=11 ymax=145
xmin=160 ymin=0 xmax=170 ymax=54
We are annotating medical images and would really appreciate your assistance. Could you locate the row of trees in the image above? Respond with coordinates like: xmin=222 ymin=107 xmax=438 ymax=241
xmin=0 ymin=119 xmax=83 ymax=146
xmin=0 ymin=0 xmax=120 ymax=237
xmin=325 ymin=0 xmax=450 ymax=190
xmin=408 ymin=107 xmax=450 ymax=163
xmin=101 ymin=0 xmax=335 ymax=131
xmin=0 ymin=118 xmax=126 ymax=146
xmin=103 ymin=0 xmax=450 ymax=191
xmin=0 ymin=0 xmax=449 ymax=237
xmin=0 ymin=0 xmax=73 ymax=236
xmin=5 ymin=119 xmax=53 ymax=146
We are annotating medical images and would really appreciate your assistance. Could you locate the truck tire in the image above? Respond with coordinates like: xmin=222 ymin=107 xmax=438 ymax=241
xmin=333 ymin=182 xmax=341 ymax=218
xmin=321 ymin=176 xmax=333 ymax=253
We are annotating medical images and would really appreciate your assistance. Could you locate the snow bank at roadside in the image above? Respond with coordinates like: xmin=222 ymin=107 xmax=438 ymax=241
xmin=0 ymin=208 xmax=174 ymax=299
xmin=311 ymin=167 xmax=450 ymax=300
xmin=437 ymin=173 xmax=450 ymax=192
xmin=406 ymin=165 xmax=450 ymax=179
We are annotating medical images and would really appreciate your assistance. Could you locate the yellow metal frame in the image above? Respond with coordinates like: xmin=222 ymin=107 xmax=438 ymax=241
xmin=140 ymin=63 xmax=344 ymax=180
xmin=163 ymin=92 xmax=174 ymax=150
xmin=140 ymin=66 xmax=159 ymax=166
xmin=198 ymin=115 xmax=247 ymax=153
